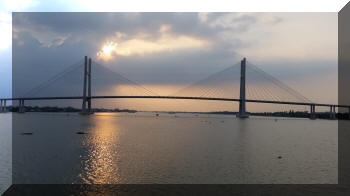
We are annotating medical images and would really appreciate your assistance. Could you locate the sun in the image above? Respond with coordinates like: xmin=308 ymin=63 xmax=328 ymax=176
xmin=97 ymin=42 xmax=117 ymax=60
xmin=102 ymin=44 xmax=115 ymax=55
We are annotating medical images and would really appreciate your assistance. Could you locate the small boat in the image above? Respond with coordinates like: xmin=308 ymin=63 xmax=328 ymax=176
xmin=21 ymin=132 xmax=33 ymax=135
xmin=76 ymin=131 xmax=88 ymax=134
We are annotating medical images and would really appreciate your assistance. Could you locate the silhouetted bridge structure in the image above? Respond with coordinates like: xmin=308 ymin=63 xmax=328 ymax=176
xmin=1 ymin=56 xmax=349 ymax=119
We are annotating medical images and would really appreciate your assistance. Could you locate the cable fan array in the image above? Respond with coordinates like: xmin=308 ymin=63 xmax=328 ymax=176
xmin=21 ymin=58 xmax=312 ymax=105
xmin=171 ymin=61 xmax=311 ymax=104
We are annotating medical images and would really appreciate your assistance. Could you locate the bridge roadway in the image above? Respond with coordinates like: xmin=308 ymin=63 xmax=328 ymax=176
xmin=2 ymin=96 xmax=349 ymax=108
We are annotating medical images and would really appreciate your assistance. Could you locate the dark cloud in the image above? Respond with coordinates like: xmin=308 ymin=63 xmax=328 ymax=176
xmin=13 ymin=13 xmax=256 ymax=92
xmin=12 ymin=12 xmax=336 ymax=106
xmin=13 ymin=12 xmax=259 ymax=45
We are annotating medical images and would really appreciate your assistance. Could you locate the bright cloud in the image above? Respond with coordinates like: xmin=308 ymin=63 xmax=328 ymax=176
xmin=1 ymin=0 xmax=39 ymax=11
xmin=97 ymin=42 xmax=118 ymax=60
xmin=97 ymin=26 xmax=209 ymax=60
xmin=233 ymin=13 xmax=337 ymax=62
xmin=0 ymin=12 xmax=11 ymax=50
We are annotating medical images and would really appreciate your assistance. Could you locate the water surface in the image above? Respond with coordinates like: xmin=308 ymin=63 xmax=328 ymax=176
xmin=10 ymin=112 xmax=337 ymax=184
xmin=0 ymin=113 xmax=11 ymax=194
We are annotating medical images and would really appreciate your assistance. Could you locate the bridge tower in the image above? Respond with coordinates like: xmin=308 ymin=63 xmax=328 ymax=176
xmin=0 ymin=99 xmax=3 ymax=113
xmin=81 ymin=56 xmax=88 ymax=114
xmin=87 ymin=58 xmax=92 ymax=113
xmin=237 ymin=57 xmax=249 ymax=118
xmin=3 ymin=100 xmax=7 ymax=112
xmin=330 ymin=106 xmax=336 ymax=120
xmin=310 ymin=104 xmax=316 ymax=119
xmin=18 ymin=99 xmax=25 ymax=113
xmin=81 ymin=56 xmax=92 ymax=115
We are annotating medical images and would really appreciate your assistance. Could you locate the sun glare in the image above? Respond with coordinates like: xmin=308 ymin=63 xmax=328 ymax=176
xmin=102 ymin=44 xmax=115 ymax=55
xmin=96 ymin=26 xmax=209 ymax=61
xmin=97 ymin=42 xmax=117 ymax=60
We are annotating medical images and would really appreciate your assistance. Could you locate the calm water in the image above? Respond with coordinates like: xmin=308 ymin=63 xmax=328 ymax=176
xmin=3 ymin=112 xmax=338 ymax=187
xmin=0 ymin=113 xmax=11 ymax=194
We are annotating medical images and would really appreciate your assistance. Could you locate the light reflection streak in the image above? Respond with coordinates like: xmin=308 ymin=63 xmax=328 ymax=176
xmin=79 ymin=114 xmax=121 ymax=184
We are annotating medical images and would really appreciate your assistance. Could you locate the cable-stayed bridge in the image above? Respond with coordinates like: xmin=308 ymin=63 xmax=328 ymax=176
xmin=1 ymin=56 xmax=348 ymax=119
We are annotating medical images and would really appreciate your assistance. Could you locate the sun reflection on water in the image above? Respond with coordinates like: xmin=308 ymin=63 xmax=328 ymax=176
xmin=78 ymin=114 xmax=121 ymax=184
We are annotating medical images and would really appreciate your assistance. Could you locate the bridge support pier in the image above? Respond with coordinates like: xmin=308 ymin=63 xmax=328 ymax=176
xmin=1 ymin=100 xmax=7 ymax=113
xmin=81 ymin=56 xmax=93 ymax=115
xmin=0 ymin=99 xmax=3 ymax=113
xmin=237 ymin=58 xmax=249 ymax=118
xmin=310 ymin=104 xmax=316 ymax=119
xmin=330 ymin=106 xmax=336 ymax=120
xmin=18 ymin=100 xmax=25 ymax=113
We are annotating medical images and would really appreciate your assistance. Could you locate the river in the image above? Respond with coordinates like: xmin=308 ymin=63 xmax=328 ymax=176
xmin=0 ymin=112 xmax=337 ymax=192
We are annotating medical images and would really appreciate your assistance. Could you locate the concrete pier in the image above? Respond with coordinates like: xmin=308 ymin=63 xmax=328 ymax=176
xmin=2 ymin=100 xmax=7 ymax=112
xmin=18 ymin=100 xmax=25 ymax=113
xmin=310 ymin=104 xmax=316 ymax=119
xmin=330 ymin=106 xmax=336 ymax=120
xmin=237 ymin=57 xmax=249 ymax=118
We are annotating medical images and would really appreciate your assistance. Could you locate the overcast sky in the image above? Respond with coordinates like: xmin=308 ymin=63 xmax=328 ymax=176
xmin=0 ymin=1 xmax=339 ymax=111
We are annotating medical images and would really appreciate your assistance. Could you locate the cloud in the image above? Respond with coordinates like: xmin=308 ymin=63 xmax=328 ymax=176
xmin=205 ymin=13 xmax=257 ymax=30
xmin=0 ymin=12 xmax=12 ymax=50
xmin=96 ymin=25 xmax=210 ymax=60
xmin=12 ymin=13 xmax=253 ymax=48
xmin=235 ymin=13 xmax=337 ymax=62
xmin=11 ymin=12 xmax=338 ymax=107
xmin=1 ymin=0 xmax=39 ymax=11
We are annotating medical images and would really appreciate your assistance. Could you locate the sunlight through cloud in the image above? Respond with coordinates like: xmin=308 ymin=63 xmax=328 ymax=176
xmin=97 ymin=42 xmax=118 ymax=61
xmin=97 ymin=26 xmax=209 ymax=61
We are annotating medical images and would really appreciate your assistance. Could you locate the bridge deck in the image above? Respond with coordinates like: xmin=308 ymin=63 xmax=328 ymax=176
xmin=2 ymin=96 xmax=349 ymax=108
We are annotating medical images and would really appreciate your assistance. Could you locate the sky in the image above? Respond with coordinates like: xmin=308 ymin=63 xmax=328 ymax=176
xmin=0 ymin=0 xmax=342 ymax=112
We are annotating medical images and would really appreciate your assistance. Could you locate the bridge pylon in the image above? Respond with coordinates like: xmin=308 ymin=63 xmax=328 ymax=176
xmin=3 ymin=100 xmax=7 ymax=113
xmin=309 ymin=104 xmax=316 ymax=119
xmin=0 ymin=99 xmax=3 ymax=113
xmin=330 ymin=106 xmax=336 ymax=120
xmin=80 ymin=56 xmax=93 ymax=115
xmin=18 ymin=99 xmax=25 ymax=113
xmin=237 ymin=57 xmax=249 ymax=118
xmin=87 ymin=57 xmax=92 ymax=114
